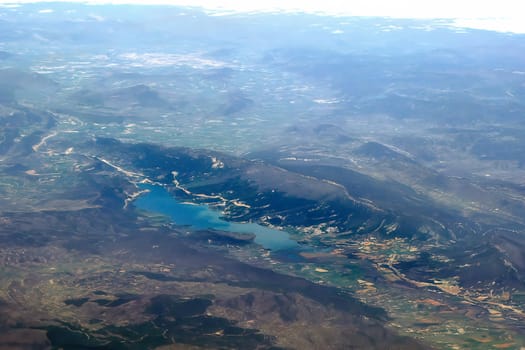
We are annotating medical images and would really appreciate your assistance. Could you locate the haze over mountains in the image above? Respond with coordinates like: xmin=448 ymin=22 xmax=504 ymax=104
xmin=0 ymin=2 xmax=525 ymax=349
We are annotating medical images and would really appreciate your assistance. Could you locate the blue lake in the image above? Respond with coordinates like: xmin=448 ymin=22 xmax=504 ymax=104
xmin=134 ymin=183 xmax=299 ymax=251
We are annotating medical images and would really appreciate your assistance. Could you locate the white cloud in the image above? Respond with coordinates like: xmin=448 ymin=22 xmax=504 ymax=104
xmin=88 ymin=13 xmax=105 ymax=21
xmin=1 ymin=0 xmax=524 ymax=33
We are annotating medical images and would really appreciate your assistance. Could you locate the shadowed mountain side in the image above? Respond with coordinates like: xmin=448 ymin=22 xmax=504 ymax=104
xmin=0 ymin=68 xmax=59 ymax=104
xmin=73 ymin=84 xmax=173 ymax=110
xmin=84 ymin=137 xmax=400 ymax=235
xmin=247 ymin=146 xmax=525 ymax=290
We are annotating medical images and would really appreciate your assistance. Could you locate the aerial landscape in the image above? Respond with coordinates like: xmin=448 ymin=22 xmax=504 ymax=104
xmin=0 ymin=1 xmax=525 ymax=349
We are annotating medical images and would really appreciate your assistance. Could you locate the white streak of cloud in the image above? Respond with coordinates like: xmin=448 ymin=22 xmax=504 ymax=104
xmin=1 ymin=0 xmax=524 ymax=33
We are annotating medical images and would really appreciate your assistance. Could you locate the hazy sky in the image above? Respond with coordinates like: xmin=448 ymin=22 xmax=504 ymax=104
xmin=1 ymin=0 xmax=524 ymax=32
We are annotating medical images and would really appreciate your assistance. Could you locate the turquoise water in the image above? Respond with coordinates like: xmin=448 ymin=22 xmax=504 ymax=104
xmin=134 ymin=183 xmax=299 ymax=251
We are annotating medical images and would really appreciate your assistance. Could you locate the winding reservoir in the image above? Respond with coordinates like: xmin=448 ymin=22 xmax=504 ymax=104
xmin=134 ymin=183 xmax=299 ymax=251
